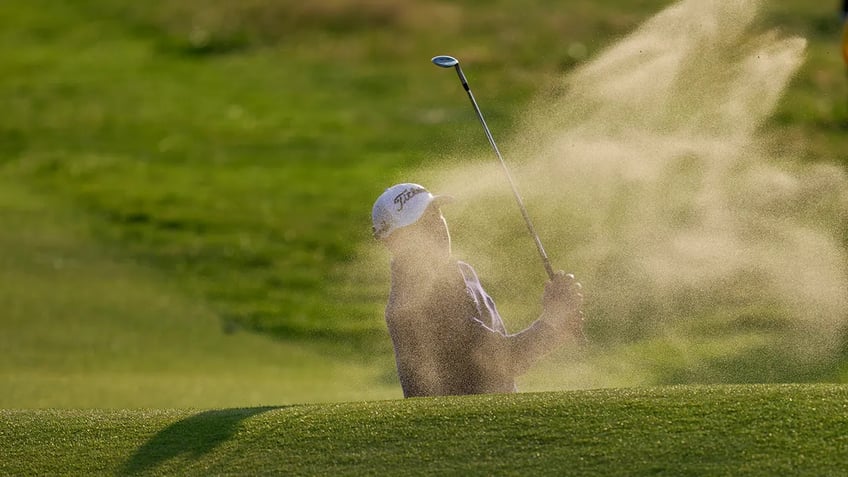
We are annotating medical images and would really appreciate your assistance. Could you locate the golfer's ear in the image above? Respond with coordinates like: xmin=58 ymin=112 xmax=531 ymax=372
xmin=382 ymin=228 xmax=402 ymax=249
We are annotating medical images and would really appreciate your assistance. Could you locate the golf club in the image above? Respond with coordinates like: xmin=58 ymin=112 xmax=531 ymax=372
xmin=431 ymin=55 xmax=555 ymax=280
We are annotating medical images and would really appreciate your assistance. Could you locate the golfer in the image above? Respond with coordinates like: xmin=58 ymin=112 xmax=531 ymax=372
xmin=372 ymin=183 xmax=585 ymax=397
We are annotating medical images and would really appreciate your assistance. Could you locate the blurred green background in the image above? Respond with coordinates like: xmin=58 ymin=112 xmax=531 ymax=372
xmin=1 ymin=0 xmax=846 ymax=407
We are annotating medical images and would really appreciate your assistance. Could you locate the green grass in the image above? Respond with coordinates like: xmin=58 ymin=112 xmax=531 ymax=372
xmin=0 ymin=177 xmax=398 ymax=407
xmin=11 ymin=0 xmax=840 ymax=352
xmin=2 ymin=385 xmax=847 ymax=476
xmin=1 ymin=0 xmax=848 ymax=431
xmin=3 ymin=0 xmax=848 ymax=474
xmin=2 ymin=0 xmax=846 ymax=368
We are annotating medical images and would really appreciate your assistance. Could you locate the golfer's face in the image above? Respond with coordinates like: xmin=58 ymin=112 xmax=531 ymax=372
xmin=410 ymin=206 xmax=451 ymax=260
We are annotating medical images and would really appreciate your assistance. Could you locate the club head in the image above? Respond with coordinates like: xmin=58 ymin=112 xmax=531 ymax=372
xmin=431 ymin=55 xmax=459 ymax=68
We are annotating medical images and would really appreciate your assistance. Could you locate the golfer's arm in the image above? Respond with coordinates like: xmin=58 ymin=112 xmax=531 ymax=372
xmin=505 ymin=318 xmax=563 ymax=376
xmin=467 ymin=316 xmax=560 ymax=376
xmin=387 ymin=320 xmax=428 ymax=398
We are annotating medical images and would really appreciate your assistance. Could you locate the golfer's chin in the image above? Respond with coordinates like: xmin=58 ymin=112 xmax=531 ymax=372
xmin=396 ymin=241 xmax=451 ymax=268
xmin=428 ymin=237 xmax=452 ymax=263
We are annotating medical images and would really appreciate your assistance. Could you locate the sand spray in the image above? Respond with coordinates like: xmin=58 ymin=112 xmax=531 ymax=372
xmin=362 ymin=0 xmax=848 ymax=388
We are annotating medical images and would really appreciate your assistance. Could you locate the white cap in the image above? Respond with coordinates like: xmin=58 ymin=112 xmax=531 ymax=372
xmin=371 ymin=183 xmax=450 ymax=239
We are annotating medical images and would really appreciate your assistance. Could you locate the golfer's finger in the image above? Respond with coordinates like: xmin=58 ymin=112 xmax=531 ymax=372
xmin=554 ymin=272 xmax=580 ymax=291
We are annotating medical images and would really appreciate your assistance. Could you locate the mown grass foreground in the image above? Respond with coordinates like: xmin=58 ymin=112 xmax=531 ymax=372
xmin=2 ymin=385 xmax=846 ymax=476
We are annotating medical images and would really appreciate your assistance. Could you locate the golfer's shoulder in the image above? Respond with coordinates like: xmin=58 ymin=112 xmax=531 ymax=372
xmin=456 ymin=260 xmax=480 ymax=284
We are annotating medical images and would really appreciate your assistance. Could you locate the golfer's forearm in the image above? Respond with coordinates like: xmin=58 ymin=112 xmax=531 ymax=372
xmin=507 ymin=319 xmax=562 ymax=375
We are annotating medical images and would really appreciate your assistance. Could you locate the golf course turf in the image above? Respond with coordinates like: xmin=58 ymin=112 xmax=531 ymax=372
xmin=2 ymin=385 xmax=847 ymax=476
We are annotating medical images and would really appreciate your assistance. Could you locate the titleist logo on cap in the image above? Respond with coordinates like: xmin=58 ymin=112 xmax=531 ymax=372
xmin=393 ymin=187 xmax=427 ymax=211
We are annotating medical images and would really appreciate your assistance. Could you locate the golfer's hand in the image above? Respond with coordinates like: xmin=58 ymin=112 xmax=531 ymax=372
xmin=542 ymin=271 xmax=585 ymax=339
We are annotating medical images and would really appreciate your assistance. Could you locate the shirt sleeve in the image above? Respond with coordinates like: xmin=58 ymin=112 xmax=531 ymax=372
xmin=457 ymin=262 xmax=564 ymax=377
xmin=461 ymin=314 xmax=562 ymax=377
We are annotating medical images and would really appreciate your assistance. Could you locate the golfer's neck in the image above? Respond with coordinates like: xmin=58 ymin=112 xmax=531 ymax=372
xmin=391 ymin=252 xmax=453 ymax=280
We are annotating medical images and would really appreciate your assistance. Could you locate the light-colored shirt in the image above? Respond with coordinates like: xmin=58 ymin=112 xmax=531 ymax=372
xmin=385 ymin=260 xmax=562 ymax=397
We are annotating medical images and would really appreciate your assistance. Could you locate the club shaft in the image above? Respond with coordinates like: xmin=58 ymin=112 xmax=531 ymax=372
xmin=452 ymin=65 xmax=555 ymax=280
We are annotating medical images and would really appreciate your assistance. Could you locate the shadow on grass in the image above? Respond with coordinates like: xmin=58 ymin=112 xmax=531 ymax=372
xmin=121 ymin=407 xmax=281 ymax=475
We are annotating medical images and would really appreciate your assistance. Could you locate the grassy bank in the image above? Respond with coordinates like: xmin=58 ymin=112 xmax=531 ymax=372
xmin=2 ymin=385 xmax=847 ymax=476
